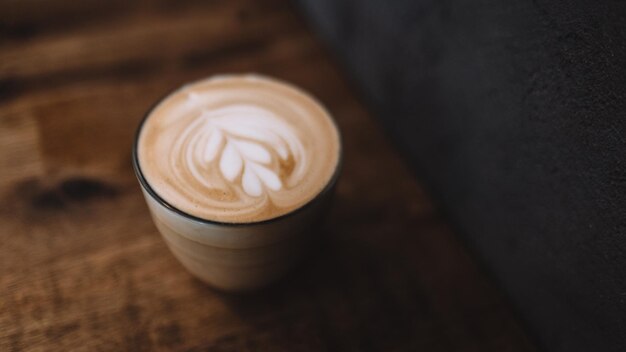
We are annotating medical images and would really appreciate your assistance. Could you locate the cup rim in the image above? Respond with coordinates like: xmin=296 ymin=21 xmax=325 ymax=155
xmin=132 ymin=74 xmax=343 ymax=228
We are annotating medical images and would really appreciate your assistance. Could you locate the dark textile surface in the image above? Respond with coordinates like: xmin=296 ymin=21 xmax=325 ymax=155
xmin=295 ymin=1 xmax=626 ymax=351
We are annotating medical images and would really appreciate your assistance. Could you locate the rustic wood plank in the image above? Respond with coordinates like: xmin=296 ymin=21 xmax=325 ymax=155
xmin=0 ymin=0 xmax=536 ymax=351
xmin=0 ymin=1 xmax=301 ymax=103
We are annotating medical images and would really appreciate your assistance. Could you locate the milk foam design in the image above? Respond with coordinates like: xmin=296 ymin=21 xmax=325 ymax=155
xmin=137 ymin=75 xmax=340 ymax=223
xmin=174 ymin=101 xmax=305 ymax=197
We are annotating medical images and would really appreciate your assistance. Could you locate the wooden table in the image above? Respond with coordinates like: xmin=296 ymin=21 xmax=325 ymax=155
xmin=0 ymin=1 xmax=536 ymax=350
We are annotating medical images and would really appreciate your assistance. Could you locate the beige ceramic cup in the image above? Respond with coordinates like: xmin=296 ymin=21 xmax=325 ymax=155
xmin=132 ymin=83 xmax=341 ymax=292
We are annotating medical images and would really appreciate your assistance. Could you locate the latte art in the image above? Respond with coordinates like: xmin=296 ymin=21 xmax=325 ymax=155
xmin=173 ymin=103 xmax=305 ymax=197
xmin=137 ymin=75 xmax=340 ymax=223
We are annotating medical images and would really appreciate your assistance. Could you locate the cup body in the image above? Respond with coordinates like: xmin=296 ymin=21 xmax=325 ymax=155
xmin=132 ymin=76 xmax=341 ymax=292
xmin=136 ymin=181 xmax=336 ymax=291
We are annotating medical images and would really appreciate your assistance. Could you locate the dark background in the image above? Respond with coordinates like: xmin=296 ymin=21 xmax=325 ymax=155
xmin=296 ymin=0 xmax=626 ymax=351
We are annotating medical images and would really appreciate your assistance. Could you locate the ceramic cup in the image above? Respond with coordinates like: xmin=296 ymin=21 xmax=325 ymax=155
xmin=132 ymin=84 xmax=341 ymax=292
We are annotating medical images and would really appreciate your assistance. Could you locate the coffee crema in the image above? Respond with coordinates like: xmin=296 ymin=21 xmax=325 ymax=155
xmin=137 ymin=74 xmax=340 ymax=223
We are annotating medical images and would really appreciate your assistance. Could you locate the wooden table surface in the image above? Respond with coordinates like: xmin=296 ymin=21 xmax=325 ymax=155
xmin=0 ymin=1 xmax=536 ymax=351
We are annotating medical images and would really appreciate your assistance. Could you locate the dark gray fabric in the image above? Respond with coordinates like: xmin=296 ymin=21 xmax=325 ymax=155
xmin=295 ymin=0 xmax=626 ymax=351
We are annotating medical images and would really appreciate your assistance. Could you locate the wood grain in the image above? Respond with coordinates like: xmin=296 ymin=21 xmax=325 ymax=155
xmin=0 ymin=0 xmax=536 ymax=351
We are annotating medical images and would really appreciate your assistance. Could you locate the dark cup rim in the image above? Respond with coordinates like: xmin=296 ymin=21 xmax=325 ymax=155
xmin=132 ymin=74 xmax=343 ymax=228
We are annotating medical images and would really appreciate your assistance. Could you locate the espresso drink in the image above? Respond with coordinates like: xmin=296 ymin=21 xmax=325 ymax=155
xmin=134 ymin=74 xmax=341 ymax=291
xmin=137 ymin=74 xmax=340 ymax=223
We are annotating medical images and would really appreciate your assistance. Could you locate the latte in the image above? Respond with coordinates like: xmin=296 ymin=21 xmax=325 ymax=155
xmin=137 ymin=74 xmax=340 ymax=223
